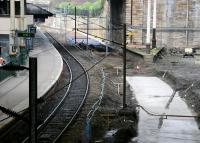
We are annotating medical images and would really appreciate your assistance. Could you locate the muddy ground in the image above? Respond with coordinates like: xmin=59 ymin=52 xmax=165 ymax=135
xmin=47 ymin=29 xmax=200 ymax=142
xmin=154 ymin=48 xmax=200 ymax=128
xmin=46 ymin=32 xmax=139 ymax=143
xmin=127 ymin=47 xmax=200 ymax=128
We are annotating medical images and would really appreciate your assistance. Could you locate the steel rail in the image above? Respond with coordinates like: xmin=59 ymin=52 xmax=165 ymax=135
xmin=39 ymin=32 xmax=89 ymax=143
xmin=1 ymin=30 xmax=89 ymax=143
xmin=21 ymin=36 xmax=73 ymax=143
xmin=22 ymin=57 xmax=73 ymax=143
xmin=0 ymin=41 xmax=73 ymax=143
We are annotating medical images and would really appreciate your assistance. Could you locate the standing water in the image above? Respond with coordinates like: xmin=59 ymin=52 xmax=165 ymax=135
xmin=127 ymin=77 xmax=200 ymax=143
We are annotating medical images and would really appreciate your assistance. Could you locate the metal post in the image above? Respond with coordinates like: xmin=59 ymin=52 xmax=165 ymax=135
xmin=87 ymin=10 xmax=89 ymax=47
xmin=75 ymin=7 xmax=77 ymax=44
xmin=10 ymin=0 xmax=16 ymax=55
xmin=20 ymin=0 xmax=25 ymax=38
xmin=29 ymin=57 xmax=37 ymax=143
xmin=130 ymin=0 xmax=133 ymax=43
xmin=64 ymin=7 xmax=67 ymax=44
xmin=152 ymin=0 xmax=157 ymax=48
xmin=60 ymin=16 xmax=62 ymax=39
xmin=20 ymin=0 xmax=26 ymax=65
xmin=123 ymin=24 xmax=127 ymax=109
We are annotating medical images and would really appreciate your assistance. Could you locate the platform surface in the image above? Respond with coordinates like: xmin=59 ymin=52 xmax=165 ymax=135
xmin=0 ymin=30 xmax=63 ymax=127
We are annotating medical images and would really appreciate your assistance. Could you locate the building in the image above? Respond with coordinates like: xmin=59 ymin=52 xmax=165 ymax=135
xmin=0 ymin=0 xmax=52 ymax=81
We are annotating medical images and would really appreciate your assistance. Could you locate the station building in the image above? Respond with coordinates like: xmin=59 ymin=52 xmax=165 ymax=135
xmin=0 ymin=0 xmax=52 ymax=81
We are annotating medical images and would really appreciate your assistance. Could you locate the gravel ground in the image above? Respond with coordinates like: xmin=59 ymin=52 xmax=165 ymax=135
xmin=47 ymin=28 xmax=200 ymax=142
xmin=48 ymin=33 xmax=139 ymax=143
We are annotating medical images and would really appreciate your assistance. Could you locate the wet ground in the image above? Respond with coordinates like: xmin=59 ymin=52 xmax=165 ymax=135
xmin=155 ymin=50 xmax=200 ymax=128
xmin=127 ymin=76 xmax=200 ymax=143
xmin=43 ymin=23 xmax=200 ymax=142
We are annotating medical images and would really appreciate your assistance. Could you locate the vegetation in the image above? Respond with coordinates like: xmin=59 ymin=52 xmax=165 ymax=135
xmin=56 ymin=0 xmax=105 ymax=17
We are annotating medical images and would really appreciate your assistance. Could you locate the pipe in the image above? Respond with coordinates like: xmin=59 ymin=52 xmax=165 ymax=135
xmin=146 ymin=0 xmax=151 ymax=53
xmin=130 ymin=0 xmax=133 ymax=43
xmin=153 ymin=0 xmax=157 ymax=29
xmin=152 ymin=0 xmax=157 ymax=48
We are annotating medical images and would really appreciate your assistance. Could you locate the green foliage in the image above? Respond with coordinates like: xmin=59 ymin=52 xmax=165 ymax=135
xmin=57 ymin=0 xmax=105 ymax=17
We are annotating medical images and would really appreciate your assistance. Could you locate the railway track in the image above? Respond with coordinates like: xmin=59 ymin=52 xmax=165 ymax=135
xmin=0 ymin=32 xmax=89 ymax=143
xmin=35 ymin=32 xmax=89 ymax=143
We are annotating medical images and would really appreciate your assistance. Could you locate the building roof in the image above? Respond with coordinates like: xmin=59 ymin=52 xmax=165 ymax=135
xmin=0 ymin=1 xmax=53 ymax=18
xmin=26 ymin=3 xmax=53 ymax=17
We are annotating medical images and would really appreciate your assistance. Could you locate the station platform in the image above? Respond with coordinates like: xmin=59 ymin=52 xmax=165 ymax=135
xmin=0 ymin=30 xmax=63 ymax=128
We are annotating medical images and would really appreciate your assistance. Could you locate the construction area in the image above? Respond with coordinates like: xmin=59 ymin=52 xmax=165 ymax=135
xmin=0 ymin=0 xmax=200 ymax=143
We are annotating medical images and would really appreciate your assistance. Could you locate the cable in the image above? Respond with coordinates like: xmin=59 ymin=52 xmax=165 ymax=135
xmin=68 ymin=15 xmax=124 ymax=31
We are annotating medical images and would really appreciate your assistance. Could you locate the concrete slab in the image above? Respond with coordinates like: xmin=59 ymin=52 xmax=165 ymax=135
xmin=0 ymin=30 xmax=63 ymax=127
xmin=127 ymin=76 xmax=200 ymax=143
xmin=127 ymin=47 xmax=163 ymax=63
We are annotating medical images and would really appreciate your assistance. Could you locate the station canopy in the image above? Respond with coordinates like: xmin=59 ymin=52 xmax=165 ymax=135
xmin=0 ymin=1 xmax=53 ymax=19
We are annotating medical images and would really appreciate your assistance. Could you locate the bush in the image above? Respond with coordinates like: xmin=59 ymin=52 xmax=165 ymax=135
xmin=57 ymin=0 xmax=105 ymax=17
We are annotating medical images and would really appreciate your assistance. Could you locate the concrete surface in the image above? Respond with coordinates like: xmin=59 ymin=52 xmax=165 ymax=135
xmin=0 ymin=30 xmax=63 ymax=127
xmin=127 ymin=76 xmax=200 ymax=143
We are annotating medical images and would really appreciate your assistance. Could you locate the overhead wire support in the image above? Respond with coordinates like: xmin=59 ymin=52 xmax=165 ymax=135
xmin=87 ymin=10 xmax=89 ymax=47
xmin=29 ymin=57 xmax=38 ymax=143
xmin=75 ymin=7 xmax=77 ymax=44
xmin=123 ymin=24 xmax=127 ymax=109
xmin=0 ymin=58 xmax=38 ymax=143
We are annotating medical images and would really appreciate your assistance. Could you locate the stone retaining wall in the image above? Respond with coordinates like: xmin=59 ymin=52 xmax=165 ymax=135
xmin=125 ymin=0 xmax=200 ymax=48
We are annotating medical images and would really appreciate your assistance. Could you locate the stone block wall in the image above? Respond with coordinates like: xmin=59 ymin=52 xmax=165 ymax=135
xmin=125 ymin=0 xmax=200 ymax=48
